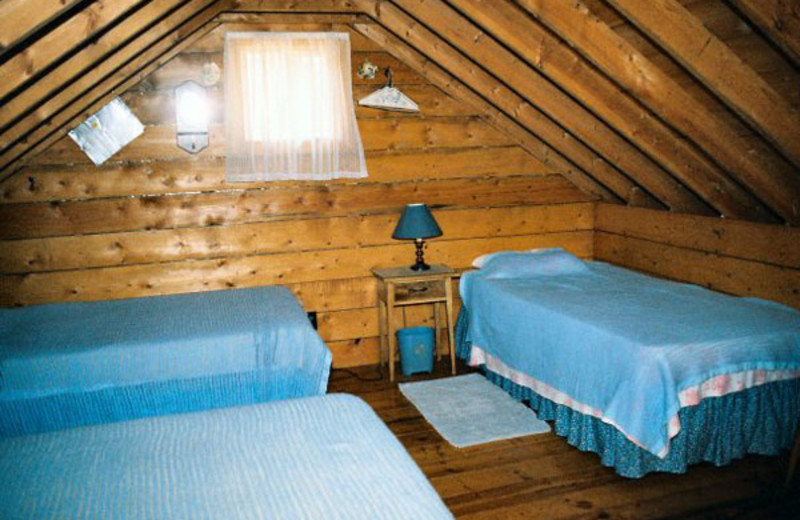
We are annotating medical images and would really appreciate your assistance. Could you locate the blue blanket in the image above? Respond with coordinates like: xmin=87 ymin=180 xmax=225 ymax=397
xmin=0 ymin=394 xmax=454 ymax=519
xmin=0 ymin=287 xmax=332 ymax=434
xmin=461 ymin=250 xmax=800 ymax=456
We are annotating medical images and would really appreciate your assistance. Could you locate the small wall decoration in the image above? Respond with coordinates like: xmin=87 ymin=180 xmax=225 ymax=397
xmin=357 ymin=59 xmax=379 ymax=79
xmin=68 ymin=98 xmax=144 ymax=166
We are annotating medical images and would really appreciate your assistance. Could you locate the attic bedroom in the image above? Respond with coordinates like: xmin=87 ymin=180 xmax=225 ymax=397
xmin=0 ymin=0 xmax=798 ymax=518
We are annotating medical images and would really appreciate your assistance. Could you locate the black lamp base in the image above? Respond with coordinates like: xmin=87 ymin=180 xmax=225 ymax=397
xmin=410 ymin=238 xmax=431 ymax=271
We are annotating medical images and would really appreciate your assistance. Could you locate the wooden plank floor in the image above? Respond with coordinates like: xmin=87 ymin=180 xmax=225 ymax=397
xmin=329 ymin=361 xmax=800 ymax=519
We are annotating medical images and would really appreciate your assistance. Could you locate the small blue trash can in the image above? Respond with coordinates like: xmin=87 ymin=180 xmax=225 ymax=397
xmin=397 ymin=326 xmax=435 ymax=376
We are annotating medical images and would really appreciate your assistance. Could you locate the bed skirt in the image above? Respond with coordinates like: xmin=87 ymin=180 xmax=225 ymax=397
xmin=456 ymin=310 xmax=800 ymax=478
xmin=0 ymin=367 xmax=327 ymax=437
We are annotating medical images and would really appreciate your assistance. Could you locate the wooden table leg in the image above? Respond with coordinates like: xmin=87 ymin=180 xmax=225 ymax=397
xmin=387 ymin=283 xmax=396 ymax=382
xmin=378 ymin=300 xmax=387 ymax=368
xmin=433 ymin=302 xmax=442 ymax=361
xmin=444 ymin=276 xmax=456 ymax=376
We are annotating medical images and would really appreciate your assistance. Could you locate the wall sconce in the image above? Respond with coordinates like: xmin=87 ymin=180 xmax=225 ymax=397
xmin=392 ymin=203 xmax=443 ymax=271
xmin=175 ymin=80 xmax=209 ymax=153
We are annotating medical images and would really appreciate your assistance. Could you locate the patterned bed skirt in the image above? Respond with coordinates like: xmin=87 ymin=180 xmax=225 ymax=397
xmin=457 ymin=310 xmax=800 ymax=478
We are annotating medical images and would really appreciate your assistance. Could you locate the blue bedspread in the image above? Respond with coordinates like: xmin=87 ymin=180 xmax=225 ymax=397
xmin=0 ymin=286 xmax=332 ymax=434
xmin=0 ymin=394 xmax=453 ymax=520
xmin=461 ymin=252 xmax=800 ymax=457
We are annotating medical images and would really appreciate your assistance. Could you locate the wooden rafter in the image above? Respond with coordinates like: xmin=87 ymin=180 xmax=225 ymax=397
xmin=0 ymin=0 xmax=189 ymax=152
xmin=0 ymin=0 xmax=150 ymax=101
xmin=607 ymin=0 xmax=800 ymax=169
xmin=515 ymin=0 xmax=800 ymax=225
xmin=0 ymin=0 xmax=84 ymax=55
xmin=728 ymin=0 xmax=800 ymax=68
xmin=447 ymin=0 xmax=772 ymax=220
xmin=393 ymin=0 xmax=705 ymax=214
xmin=0 ymin=0 xmax=230 ymax=177
xmin=351 ymin=21 xmax=616 ymax=202
xmin=354 ymin=0 xmax=650 ymax=206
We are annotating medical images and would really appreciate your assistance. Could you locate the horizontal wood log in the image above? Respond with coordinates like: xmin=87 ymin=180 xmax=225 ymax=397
xmin=0 ymin=175 xmax=588 ymax=239
xmin=231 ymin=0 xmax=364 ymax=12
xmin=8 ymin=146 xmax=550 ymax=205
xmin=595 ymin=233 xmax=800 ymax=308
xmin=189 ymin=19 xmax=380 ymax=52
xmin=328 ymin=337 xmax=381 ymax=368
xmin=26 ymin=118 xmax=513 ymax=165
xmin=288 ymin=276 xmax=378 ymax=312
xmin=0 ymin=231 xmax=593 ymax=306
xmin=0 ymin=203 xmax=594 ymax=272
xmin=121 ymin=83 xmax=477 ymax=125
xmin=595 ymin=203 xmax=800 ymax=268
xmin=137 ymin=49 xmax=425 ymax=92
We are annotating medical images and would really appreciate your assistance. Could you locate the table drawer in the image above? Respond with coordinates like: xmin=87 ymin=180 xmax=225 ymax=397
xmin=393 ymin=279 xmax=446 ymax=303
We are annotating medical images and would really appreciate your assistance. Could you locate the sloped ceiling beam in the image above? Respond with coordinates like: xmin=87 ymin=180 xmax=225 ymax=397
xmin=0 ymin=0 xmax=84 ymax=56
xmin=0 ymin=0 xmax=190 ymax=162
xmin=355 ymin=0 xmax=650 ymax=206
xmin=447 ymin=0 xmax=769 ymax=221
xmin=0 ymin=0 xmax=149 ymax=101
xmin=608 ymin=0 xmax=800 ymax=169
xmin=393 ymin=0 xmax=702 ymax=214
xmin=351 ymin=20 xmax=616 ymax=202
xmin=729 ymin=0 xmax=800 ymax=68
xmin=515 ymin=0 xmax=800 ymax=225
xmin=0 ymin=0 xmax=229 ymax=176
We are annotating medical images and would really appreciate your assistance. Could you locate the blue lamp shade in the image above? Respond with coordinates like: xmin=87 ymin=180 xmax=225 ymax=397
xmin=393 ymin=204 xmax=442 ymax=271
xmin=392 ymin=203 xmax=442 ymax=240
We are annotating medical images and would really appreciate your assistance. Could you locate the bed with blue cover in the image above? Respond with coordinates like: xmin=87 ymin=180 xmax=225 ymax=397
xmin=0 ymin=393 xmax=454 ymax=519
xmin=457 ymin=249 xmax=800 ymax=477
xmin=0 ymin=286 xmax=332 ymax=436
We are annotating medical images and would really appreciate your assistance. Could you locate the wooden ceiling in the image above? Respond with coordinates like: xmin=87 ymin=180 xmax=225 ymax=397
xmin=1 ymin=0 xmax=798 ymax=225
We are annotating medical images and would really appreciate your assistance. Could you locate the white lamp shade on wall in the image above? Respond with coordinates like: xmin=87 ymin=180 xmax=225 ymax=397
xmin=175 ymin=80 xmax=209 ymax=153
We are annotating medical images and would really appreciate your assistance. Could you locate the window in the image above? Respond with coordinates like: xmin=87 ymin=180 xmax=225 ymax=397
xmin=224 ymin=32 xmax=368 ymax=182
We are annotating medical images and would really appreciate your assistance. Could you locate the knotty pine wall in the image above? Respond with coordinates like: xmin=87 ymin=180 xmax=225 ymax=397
xmin=0 ymin=21 xmax=595 ymax=367
xmin=595 ymin=204 xmax=800 ymax=309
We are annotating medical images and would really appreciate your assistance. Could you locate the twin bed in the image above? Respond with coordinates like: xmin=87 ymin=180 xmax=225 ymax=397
xmin=457 ymin=248 xmax=800 ymax=477
xmin=0 ymin=286 xmax=454 ymax=519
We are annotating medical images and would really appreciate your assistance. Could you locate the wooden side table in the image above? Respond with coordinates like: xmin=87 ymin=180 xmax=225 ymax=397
xmin=372 ymin=265 xmax=457 ymax=382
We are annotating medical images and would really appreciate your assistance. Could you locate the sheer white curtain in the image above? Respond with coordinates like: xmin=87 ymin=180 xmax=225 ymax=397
xmin=224 ymin=32 xmax=368 ymax=182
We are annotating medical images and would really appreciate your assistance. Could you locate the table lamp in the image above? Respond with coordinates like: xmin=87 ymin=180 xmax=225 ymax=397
xmin=392 ymin=203 xmax=442 ymax=271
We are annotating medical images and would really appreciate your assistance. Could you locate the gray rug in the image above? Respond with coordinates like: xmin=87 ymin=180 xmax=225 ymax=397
xmin=399 ymin=373 xmax=550 ymax=448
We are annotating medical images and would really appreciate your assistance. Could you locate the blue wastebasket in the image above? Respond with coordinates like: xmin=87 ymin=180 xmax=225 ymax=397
xmin=397 ymin=326 xmax=435 ymax=376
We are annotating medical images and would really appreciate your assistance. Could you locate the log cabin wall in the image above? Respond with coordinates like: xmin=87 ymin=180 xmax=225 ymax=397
xmin=594 ymin=204 xmax=800 ymax=309
xmin=0 ymin=19 xmax=596 ymax=368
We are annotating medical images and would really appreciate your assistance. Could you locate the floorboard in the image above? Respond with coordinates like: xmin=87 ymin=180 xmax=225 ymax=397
xmin=328 ymin=361 xmax=800 ymax=519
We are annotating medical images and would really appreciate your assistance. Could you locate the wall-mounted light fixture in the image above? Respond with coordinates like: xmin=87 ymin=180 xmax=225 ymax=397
xmin=175 ymin=80 xmax=209 ymax=153
xmin=358 ymin=68 xmax=419 ymax=113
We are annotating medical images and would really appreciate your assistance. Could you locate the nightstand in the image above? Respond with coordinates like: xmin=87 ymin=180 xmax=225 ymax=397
xmin=372 ymin=265 xmax=457 ymax=382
